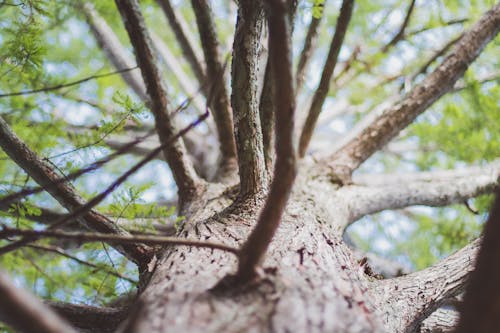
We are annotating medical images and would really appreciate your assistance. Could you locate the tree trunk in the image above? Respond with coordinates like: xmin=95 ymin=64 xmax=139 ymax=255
xmin=124 ymin=166 xmax=386 ymax=332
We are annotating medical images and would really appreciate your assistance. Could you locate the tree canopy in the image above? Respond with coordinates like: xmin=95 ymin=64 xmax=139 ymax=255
xmin=0 ymin=0 xmax=499 ymax=332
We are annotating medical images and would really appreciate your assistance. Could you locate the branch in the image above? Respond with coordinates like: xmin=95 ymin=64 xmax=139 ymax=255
xmin=0 ymin=116 xmax=153 ymax=264
xmin=0 ymin=67 xmax=138 ymax=99
xmin=114 ymin=0 xmax=202 ymax=203
xmin=150 ymin=32 xmax=206 ymax=114
xmin=298 ymin=0 xmax=354 ymax=157
xmin=0 ymin=270 xmax=77 ymax=333
xmin=455 ymin=190 xmax=500 ymax=333
xmin=230 ymin=0 xmax=267 ymax=198
xmin=46 ymin=301 xmax=128 ymax=333
xmin=27 ymin=244 xmax=137 ymax=283
xmin=418 ymin=308 xmax=458 ymax=333
xmin=373 ymin=238 xmax=479 ymax=333
xmin=343 ymin=161 xmax=500 ymax=223
xmin=381 ymin=0 xmax=417 ymax=53
xmin=155 ymin=0 xmax=206 ymax=83
xmin=321 ymin=3 xmax=500 ymax=184
xmin=191 ymin=0 xmax=238 ymax=175
xmin=295 ymin=0 xmax=326 ymax=95
xmin=0 ymin=227 xmax=239 ymax=255
xmin=259 ymin=57 xmax=275 ymax=173
xmin=80 ymin=3 xmax=149 ymax=103
xmin=235 ymin=0 xmax=296 ymax=282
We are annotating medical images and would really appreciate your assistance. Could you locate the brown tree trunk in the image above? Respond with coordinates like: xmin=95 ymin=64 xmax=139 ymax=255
xmin=123 ymin=167 xmax=383 ymax=332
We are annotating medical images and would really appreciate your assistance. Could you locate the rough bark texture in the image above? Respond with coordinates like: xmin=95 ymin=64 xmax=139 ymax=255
xmin=231 ymin=0 xmax=267 ymax=198
xmin=120 ymin=166 xmax=384 ymax=332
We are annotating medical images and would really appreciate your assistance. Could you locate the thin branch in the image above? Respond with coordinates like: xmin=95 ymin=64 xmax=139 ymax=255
xmin=80 ymin=3 xmax=149 ymax=103
xmin=0 ymin=270 xmax=77 ymax=333
xmin=27 ymin=244 xmax=137 ymax=283
xmin=381 ymin=0 xmax=417 ymax=53
xmin=155 ymin=0 xmax=206 ymax=83
xmin=0 ymin=116 xmax=153 ymax=264
xmin=298 ymin=0 xmax=354 ymax=157
xmin=321 ymin=3 xmax=500 ymax=184
xmin=46 ymin=301 xmax=128 ymax=333
xmin=455 ymin=190 xmax=500 ymax=333
xmin=373 ymin=239 xmax=480 ymax=333
xmin=0 ymin=67 xmax=138 ymax=99
xmin=343 ymin=161 xmax=500 ymax=224
xmin=408 ymin=33 xmax=464 ymax=85
xmin=191 ymin=0 xmax=238 ymax=175
xmin=236 ymin=0 xmax=296 ymax=282
xmin=295 ymin=0 xmax=326 ymax=95
xmin=114 ymin=0 xmax=203 ymax=203
xmin=230 ymin=0 xmax=267 ymax=198
xmin=0 ymin=227 xmax=239 ymax=255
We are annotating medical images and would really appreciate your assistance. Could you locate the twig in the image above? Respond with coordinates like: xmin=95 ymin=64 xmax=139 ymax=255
xmin=26 ymin=244 xmax=137 ymax=283
xmin=0 ymin=67 xmax=138 ymax=99
xmin=1 ymin=226 xmax=239 ymax=255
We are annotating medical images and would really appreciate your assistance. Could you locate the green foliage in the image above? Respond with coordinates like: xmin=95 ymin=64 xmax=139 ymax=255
xmin=311 ymin=0 xmax=325 ymax=19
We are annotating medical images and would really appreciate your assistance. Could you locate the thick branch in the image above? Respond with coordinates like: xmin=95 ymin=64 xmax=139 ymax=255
xmin=322 ymin=3 xmax=500 ymax=183
xmin=344 ymin=161 xmax=500 ymax=223
xmin=81 ymin=3 xmax=148 ymax=103
xmin=0 ymin=270 xmax=77 ymax=333
xmin=155 ymin=0 xmax=206 ymax=83
xmin=295 ymin=2 xmax=325 ymax=95
xmin=373 ymin=239 xmax=479 ymax=333
xmin=114 ymin=0 xmax=202 ymax=203
xmin=455 ymin=190 xmax=500 ymax=333
xmin=191 ymin=0 xmax=238 ymax=174
xmin=259 ymin=58 xmax=275 ymax=172
xmin=231 ymin=0 xmax=267 ymax=197
xmin=419 ymin=308 xmax=458 ymax=333
xmin=298 ymin=0 xmax=354 ymax=157
xmin=236 ymin=0 xmax=297 ymax=282
xmin=0 ymin=116 xmax=153 ymax=265
xmin=46 ymin=301 xmax=128 ymax=333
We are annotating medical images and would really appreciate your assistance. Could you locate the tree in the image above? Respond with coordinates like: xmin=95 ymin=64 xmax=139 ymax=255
xmin=0 ymin=0 xmax=499 ymax=332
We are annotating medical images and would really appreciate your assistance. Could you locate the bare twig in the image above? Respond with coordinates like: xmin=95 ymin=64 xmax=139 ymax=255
xmin=236 ymin=0 xmax=297 ymax=282
xmin=298 ymin=0 xmax=354 ymax=157
xmin=115 ymin=0 xmax=202 ymax=203
xmin=0 ymin=67 xmax=138 ymax=99
xmin=0 ymin=270 xmax=77 ymax=333
xmin=26 ymin=244 xmax=137 ymax=283
xmin=381 ymin=0 xmax=416 ymax=53
xmin=0 ymin=226 xmax=239 ymax=255
xmin=321 ymin=3 xmax=500 ymax=184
